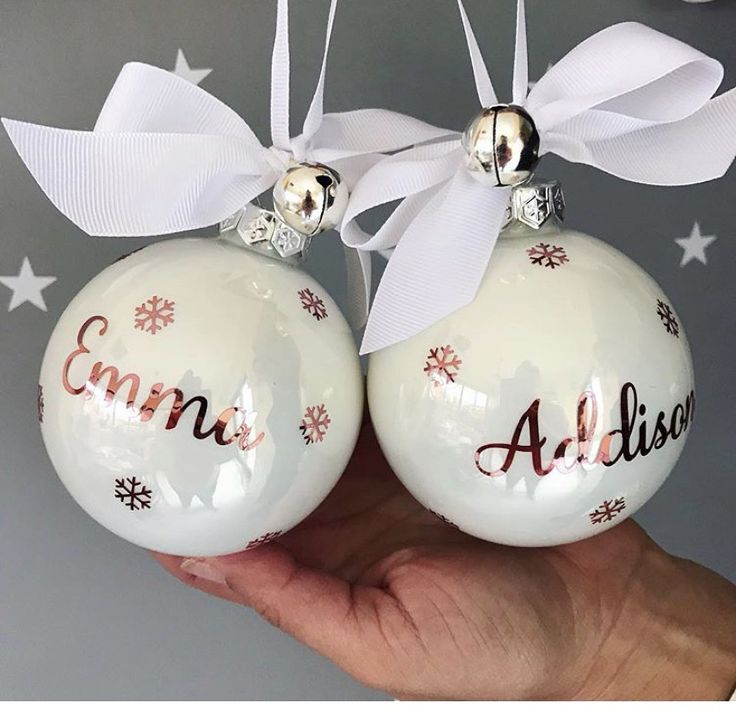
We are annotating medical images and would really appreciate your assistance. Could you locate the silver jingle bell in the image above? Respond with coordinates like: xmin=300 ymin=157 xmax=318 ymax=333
xmin=272 ymin=162 xmax=349 ymax=237
xmin=462 ymin=104 xmax=540 ymax=187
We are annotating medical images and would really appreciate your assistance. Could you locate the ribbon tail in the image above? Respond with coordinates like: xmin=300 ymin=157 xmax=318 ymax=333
xmin=512 ymin=0 xmax=529 ymax=105
xmin=341 ymin=141 xmax=463 ymax=249
xmin=2 ymin=119 xmax=274 ymax=236
xmin=343 ymin=244 xmax=371 ymax=330
xmin=349 ymin=184 xmax=441 ymax=253
xmin=360 ymin=170 xmax=510 ymax=354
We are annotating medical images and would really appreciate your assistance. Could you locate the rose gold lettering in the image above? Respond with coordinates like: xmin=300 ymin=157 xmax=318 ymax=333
xmin=475 ymin=400 xmax=554 ymax=477
xmin=139 ymin=384 xmax=185 ymax=425
xmin=88 ymin=363 xmax=140 ymax=408
xmin=60 ymin=316 xmax=264 ymax=451
xmin=476 ymin=382 xmax=694 ymax=479
xmin=62 ymin=315 xmax=108 ymax=395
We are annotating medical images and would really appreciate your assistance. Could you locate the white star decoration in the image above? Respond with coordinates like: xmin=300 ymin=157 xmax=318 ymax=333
xmin=0 ymin=257 xmax=57 ymax=312
xmin=173 ymin=49 xmax=212 ymax=85
xmin=675 ymin=222 xmax=717 ymax=267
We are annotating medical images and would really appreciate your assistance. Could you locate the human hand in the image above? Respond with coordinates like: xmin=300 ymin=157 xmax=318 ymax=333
xmin=153 ymin=418 xmax=736 ymax=700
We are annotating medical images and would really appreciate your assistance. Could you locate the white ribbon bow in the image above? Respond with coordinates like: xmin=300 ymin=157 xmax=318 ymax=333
xmin=343 ymin=0 xmax=736 ymax=353
xmin=1 ymin=0 xmax=452 ymax=328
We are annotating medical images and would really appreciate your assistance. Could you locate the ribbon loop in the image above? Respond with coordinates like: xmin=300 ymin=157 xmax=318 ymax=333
xmin=300 ymin=0 xmax=338 ymax=144
xmin=309 ymin=109 xmax=455 ymax=162
xmin=526 ymin=22 xmax=724 ymax=131
xmin=511 ymin=0 xmax=528 ymax=106
xmin=456 ymin=0 xmax=497 ymax=107
xmin=94 ymin=63 xmax=260 ymax=143
xmin=270 ymin=0 xmax=292 ymax=151
xmin=2 ymin=119 xmax=276 ymax=236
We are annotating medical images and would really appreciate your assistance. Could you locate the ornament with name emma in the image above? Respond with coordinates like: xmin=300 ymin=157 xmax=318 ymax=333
xmin=7 ymin=0 xmax=448 ymax=558
xmin=40 ymin=233 xmax=362 ymax=556
xmin=367 ymin=181 xmax=694 ymax=546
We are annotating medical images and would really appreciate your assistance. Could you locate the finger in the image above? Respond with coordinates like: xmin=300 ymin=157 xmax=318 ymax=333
xmin=151 ymin=551 xmax=244 ymax=606
xmin=155 ymin=544 xmax=405 ymax=685
xmin=203 ymin=546 xmax=374 ymax=656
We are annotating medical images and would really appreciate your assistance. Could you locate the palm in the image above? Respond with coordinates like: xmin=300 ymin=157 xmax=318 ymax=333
xmin=275 ymin=419 xmax=472 ymax=577
xmin=154 ymin=419 xmax=652 ymax=700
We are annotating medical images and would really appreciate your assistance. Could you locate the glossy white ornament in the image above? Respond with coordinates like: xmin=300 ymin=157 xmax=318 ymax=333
xmin=39 ymin=237 xmax=362 ymax=556
xmin=368 ymin=217 xmax=694 ymax=547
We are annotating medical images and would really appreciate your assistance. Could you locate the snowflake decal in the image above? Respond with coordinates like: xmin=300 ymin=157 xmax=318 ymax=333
xmin=134 ymin=295 xmax=176 ymax=335
xmin=429 ymin=509 xmax=459 ymax=528
xmin=245 ymin=530 xmax=283 ymax=550
xmin=424 ymin=345 xmax=462 ymax=386
xmin=656 ymin=299 xmax=679 ymax=338
xmin=298 ymin=288 xmax=328 ymax=321
xmin=527 ymin=242 xmax=569 ymax=269
xmin=37 ymin=384 xmax=44 ymax=424
xmin=114 ymin=476 xmax=152 ymax=511
xmin=589 ymin=497 xmax=626 ymax=525
xmin=299 ymin=404 xmax=331 ymax=444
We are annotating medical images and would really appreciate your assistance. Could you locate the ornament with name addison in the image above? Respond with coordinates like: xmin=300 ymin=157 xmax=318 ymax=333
xmin=367 ymin=225 xmax=695 ymax=547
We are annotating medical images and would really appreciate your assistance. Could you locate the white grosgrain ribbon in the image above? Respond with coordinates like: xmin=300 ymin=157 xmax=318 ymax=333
xmin=1 ymin=0 xmax=452 ymax=329
xmin=344 ymin=0 xmax=736 ymax=353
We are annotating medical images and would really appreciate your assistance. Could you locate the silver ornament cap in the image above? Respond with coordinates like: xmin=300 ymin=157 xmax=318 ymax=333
xmin=272 ymin=162 xmax=349 ymax=237
xmin=462 ymin=104 xmax=540 ymax=187
xmin=504 ymin=179 xmax=565 ymax=230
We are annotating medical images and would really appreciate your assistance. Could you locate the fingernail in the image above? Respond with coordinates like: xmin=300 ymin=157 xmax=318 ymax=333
xmin=180 ymin=558 xmax=227 ymax=584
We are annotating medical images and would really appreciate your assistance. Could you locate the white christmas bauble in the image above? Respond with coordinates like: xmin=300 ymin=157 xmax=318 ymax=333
xmin=39 ymin=237 xmax=362 ymax=556
xmin=368 ymin=223 xmax=694 ymax=547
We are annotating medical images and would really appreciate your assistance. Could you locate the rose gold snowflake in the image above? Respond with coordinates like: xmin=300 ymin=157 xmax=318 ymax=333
xmin=245 ymin=530 xmax=283 ymax=550
xmin=298 ymin=288 xmax=328 ymax=321
xmin=589 ymin=497 xmax=626 ymax=525
xmin=114 ymin=476 xmax=152 ymax=511
xmin=527 ymin=242 xmax=569 ymax=269
xmin=37 ymin=384 xmax=44 ymax=424
xmin=134 ymin=295 xmax=175 ymax=335
xmin=299 ymin=404 xmax=331 ymax=444
xmin=656 ymin=299 xmax=679 ymax=338
xmin=424 ymin=345 xmax=462 ymax=386
xmin=429 ymin=509 xmax=459 ymax=528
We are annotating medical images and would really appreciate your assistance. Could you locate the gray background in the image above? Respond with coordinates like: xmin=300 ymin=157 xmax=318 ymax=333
xmin=0 ymin=0 xmax=734 ymax=701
